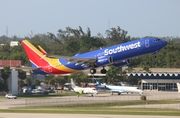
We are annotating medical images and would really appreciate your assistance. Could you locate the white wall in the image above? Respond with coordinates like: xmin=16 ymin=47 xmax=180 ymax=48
xmin=8 ymin=70 xmax=18 ymax=94
xmin=142 ymin=79 xmax=180 ymax=83
xmin=177 ymin=83 xmax=180 ymax=92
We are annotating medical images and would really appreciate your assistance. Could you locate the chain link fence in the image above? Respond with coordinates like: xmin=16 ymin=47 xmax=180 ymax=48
xmin=24 ymin=91 xmax=180 ymax=109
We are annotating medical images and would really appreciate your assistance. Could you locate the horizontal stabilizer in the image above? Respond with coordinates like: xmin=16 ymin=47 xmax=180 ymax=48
xmin=15 ymin=66 xmax=41 ymax=71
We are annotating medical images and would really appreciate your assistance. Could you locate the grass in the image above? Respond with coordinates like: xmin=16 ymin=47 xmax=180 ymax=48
xmin=0 ymin=99 xmax=180 ymax=116
xmin=22 ymin=99 xmax=180 ymax=107
xmin=0 ymin=107 xmax=180 ymax=116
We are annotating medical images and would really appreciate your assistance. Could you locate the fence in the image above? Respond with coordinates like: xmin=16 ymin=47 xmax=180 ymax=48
xmin=24 ymin=91 xmax=180 ymax=109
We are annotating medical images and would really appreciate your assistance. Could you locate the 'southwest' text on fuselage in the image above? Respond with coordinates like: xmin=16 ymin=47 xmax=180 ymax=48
xmin=104 ymin=42 xmax=141 ymax=56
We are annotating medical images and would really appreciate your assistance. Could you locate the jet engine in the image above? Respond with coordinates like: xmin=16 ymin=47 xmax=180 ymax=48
xmin=113 ymin=59 xmax=130 ymax=67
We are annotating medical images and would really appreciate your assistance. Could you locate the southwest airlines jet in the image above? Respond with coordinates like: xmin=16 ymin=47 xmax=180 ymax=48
xmin=21 ymin=37 xmax=167 ymax=75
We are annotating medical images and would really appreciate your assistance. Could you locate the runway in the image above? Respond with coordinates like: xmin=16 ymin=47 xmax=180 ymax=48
xmin=0 ymin=113 xmax=180 ymax=118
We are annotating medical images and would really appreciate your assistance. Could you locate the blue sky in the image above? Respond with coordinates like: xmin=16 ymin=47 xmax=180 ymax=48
xmin=0 ymin=0 xmax=179 ymax=38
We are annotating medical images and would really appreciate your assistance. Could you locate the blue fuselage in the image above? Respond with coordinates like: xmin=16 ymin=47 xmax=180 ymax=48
xmin=59 ymin=37 xmax=167 ymax=70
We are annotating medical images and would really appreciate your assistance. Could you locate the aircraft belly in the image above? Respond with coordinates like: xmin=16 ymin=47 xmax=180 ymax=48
xmin=111 ymin=91 xmax=122 ymax=93
xmin=43 ymin=59 xmax=84 ymax=74
xmin=59 ymin=59 xmax=90 ymax=70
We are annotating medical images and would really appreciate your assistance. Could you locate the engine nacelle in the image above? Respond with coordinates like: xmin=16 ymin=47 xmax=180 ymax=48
xmin=96 ymin=57 xmax=110 ymax=66
xmin=113 ymin=59 xmax=130 ymax=67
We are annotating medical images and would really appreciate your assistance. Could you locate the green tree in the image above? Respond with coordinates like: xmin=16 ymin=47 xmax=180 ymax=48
xmin=54 ymin=76 xmax=67 ymax=86
xmin=18 ymin=70 xmax=26 ymax=90
xmin=48 ymin=78 xmax=56 ymax=85
xmin=44 ymin=78 xmax=50 ymax=85
xmin=0 ymin=81 xmax=8 ymax=91
xmin=18 ymin=79 xmax=24 ymax=92
xmin=106 ymin=26 xmax=130 ymax=46
xmin=25 ymin=78 xmax=31 ymax=86
xmin=65 ymin=40 xmax=80 ymax=55
xmin=80 ymin=36 xmax=105 ymax=53
xmin=18 ymin=69 xmax=26 ymax=80
xmin=34 ymin=79 xmax=40 ymax=86
xmin=68 ymin=72 xmax=89 ymax=85
xmin=1 ymin=66 xmax=11 ymax=83
xmin=106 ymin=65 xmax=119 ymax=83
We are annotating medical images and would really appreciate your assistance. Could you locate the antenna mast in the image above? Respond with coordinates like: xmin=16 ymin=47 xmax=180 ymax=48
xmin=6 ymin=26 xmax=8 ymax=37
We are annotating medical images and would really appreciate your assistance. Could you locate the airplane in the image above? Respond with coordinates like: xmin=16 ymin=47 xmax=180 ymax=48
xmin=95 ymin=79 xmax=143 ymax=95
xmin=21 ymin=37 xmax=167 ymax=75
xmin=117 ymin=82 xmax=142 ymax=94
xmin=70 ymin=78 xmax=98 ymax=97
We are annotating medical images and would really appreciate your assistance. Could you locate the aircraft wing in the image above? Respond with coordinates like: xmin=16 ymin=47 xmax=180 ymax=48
xmin=48 ymin=55 xmax=97 ymax=65
xmin=38 ymin=45 xmax=97 ymax=65
xmin=110 ymin=90 xmax=123 ymax=93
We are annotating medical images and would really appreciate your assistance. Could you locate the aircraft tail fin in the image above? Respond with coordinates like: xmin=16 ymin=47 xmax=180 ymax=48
xmin=71 ymin=78 xmax=76 ymax=89
xmin=94 ymin=78 xmax=101 ymax=85
xmin=177 ymin=83 xmax=180 ymax=92
xmin=118 ymin=82 xmax=122 ymax=86
xmin=21 ymin=40 xmax=49 ymax=68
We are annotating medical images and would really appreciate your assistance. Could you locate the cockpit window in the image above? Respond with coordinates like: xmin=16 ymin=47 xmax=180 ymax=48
xmin=153 ymin=39 xmax=160 ymax=42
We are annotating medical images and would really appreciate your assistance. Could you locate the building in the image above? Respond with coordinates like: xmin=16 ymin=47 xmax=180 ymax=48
xmin=0 ymin=60 xmax=22 ymax=94
xmin=127 ymin=68 xmax=180 ymax=91
xmin=0 ymin=60 xmax=21 ymax=67
xmin=10 ymin=41 xmax=19 ymax=47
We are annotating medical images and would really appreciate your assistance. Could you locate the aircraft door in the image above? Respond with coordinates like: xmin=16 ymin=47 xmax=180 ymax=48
xmin=108 ymin=56 xmax=113 ymax=63
xmin=145 ymin=40 xmax=149 ymax=48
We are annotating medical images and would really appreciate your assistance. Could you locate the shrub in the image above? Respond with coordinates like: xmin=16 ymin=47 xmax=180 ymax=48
xmin=140 ymin=95 xmax=146 ymax=101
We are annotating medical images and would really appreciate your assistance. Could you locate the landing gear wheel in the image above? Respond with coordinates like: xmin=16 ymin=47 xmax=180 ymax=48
xmin=100 ymin=68 xmax=107 ymax=74
xmin=90 ymin=68 xmax=96 ymax=74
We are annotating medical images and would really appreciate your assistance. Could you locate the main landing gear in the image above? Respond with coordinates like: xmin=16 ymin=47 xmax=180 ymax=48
xmin=90 ymin=67 xmax=107 ymax=74
xmin=100 ymin=67 xmax=107 ymax=74
xmin=154 ymin=55 xmax=157 ymax=58
xmin=90 ymin=68 xmax=96 ymax=74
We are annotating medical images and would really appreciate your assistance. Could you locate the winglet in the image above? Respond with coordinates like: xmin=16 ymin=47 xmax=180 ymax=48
xmin=118 ymin=82 xmax=122 ymax=86
xmin=38 ymin=45 xmax=47 ymax=55
xmin=94 ymin=78 xmax=101 ymax=85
